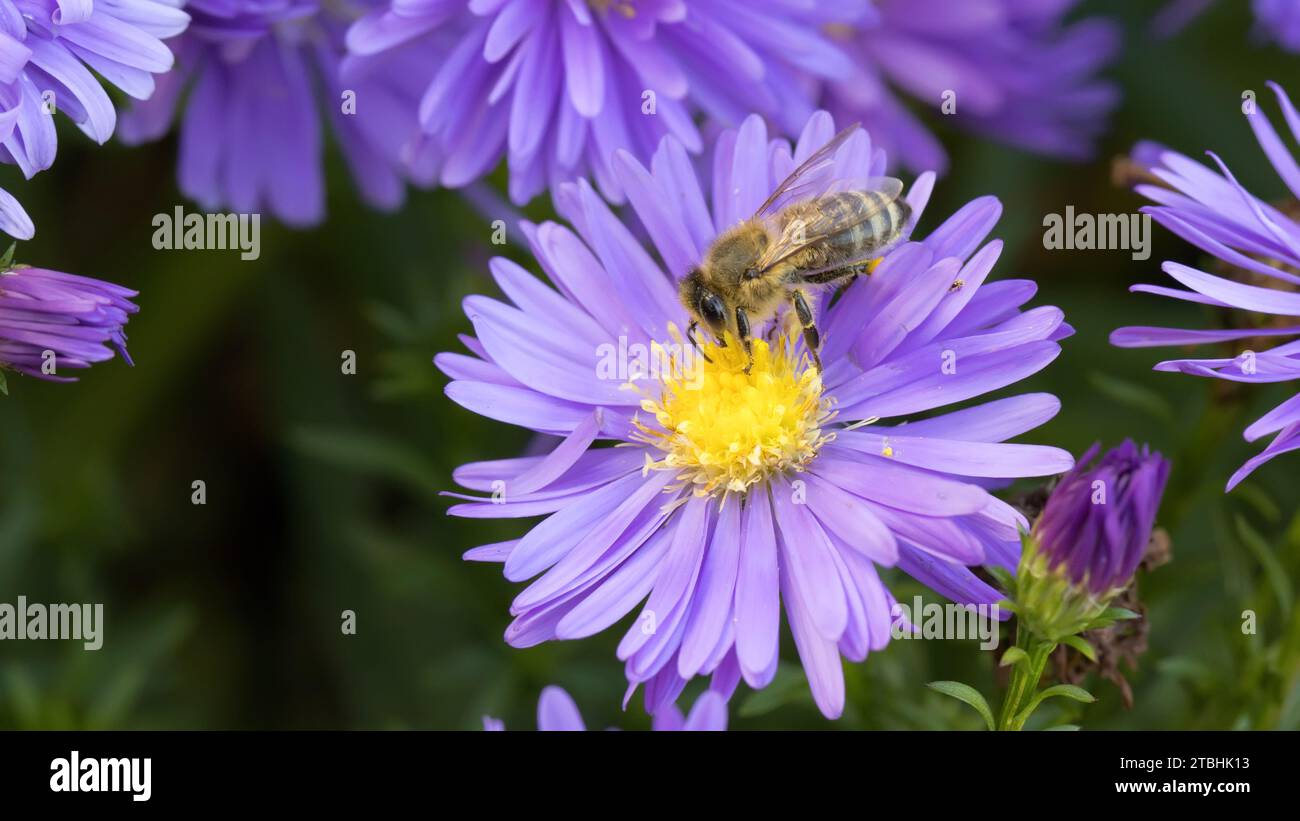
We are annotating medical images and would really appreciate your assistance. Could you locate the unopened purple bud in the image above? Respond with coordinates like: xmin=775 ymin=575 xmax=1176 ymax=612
xmin=0 ymin=267 xmax=140 ymax=383
xmin=1034 ymin=440 xmax=1170 ymax=594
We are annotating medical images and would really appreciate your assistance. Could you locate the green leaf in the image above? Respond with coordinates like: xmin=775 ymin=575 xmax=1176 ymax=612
xmin=1038 ymin=684 xmax=1096 ymax=704
xmin=1087 ymin=606 xmax=1141 ymax=630
xmin=1234 ymin=515 xmax=1294 ymax=613
xmin=1061 ymin=635 xmax=1098 ymax=663
xmin=1155 ymin=656 xmax=1215 ymax=690
xmin=0 ymin=370 xmax=7 ymax=396
xmin=1000 ymin=647 xmax=1030 ymax=668
xmin=926 ymin=681 xmax=995 ymax=730
xmin=985 ymin=565 xmax=1015 ymax=592
xmin=86 ymin=609 xmax=191 ymax=728
xmin=1233 ymin=483 xmax=1280 ymax=523
xmin=288 ymin=426 xmax=443 ymax=496
xmin=1086 ymin=371 xmax=1173 ymax=422
xmin=1017 ymin=684 xmax=1096 ymax=725
xmin=0 ymin=241 xmax=15 ymax=271
xmin=1045 ymin=724 xmax=1081 ymax=731
xmin=738 ymin=664 xmax=813 ymax=718
xmin=2 ymin=666 xmax=40 ymax=728
xmin=1277 ymin=675 xmax=1300 ymax=731
xmin=362 ymin=300 xmax=418 ymax=342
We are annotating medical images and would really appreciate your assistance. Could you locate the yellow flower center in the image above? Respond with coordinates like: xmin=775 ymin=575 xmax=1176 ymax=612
xmin=631 ymin=329 xmax=834 ymax=498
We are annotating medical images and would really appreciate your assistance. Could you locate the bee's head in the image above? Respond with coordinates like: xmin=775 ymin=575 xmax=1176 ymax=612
xmin=680 ymin=268 xmax=729 ymax=336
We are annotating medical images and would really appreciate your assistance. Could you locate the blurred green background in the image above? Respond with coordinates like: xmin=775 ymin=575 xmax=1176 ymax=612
xmin=2 ymin=0 xmax=1299 ymax=730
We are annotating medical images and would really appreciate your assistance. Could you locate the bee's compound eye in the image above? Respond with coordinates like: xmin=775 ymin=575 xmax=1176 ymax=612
xmin=700 ymin=294 xmax=726 ymax=325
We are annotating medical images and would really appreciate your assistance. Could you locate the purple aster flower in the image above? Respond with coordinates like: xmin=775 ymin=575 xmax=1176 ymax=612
xmin=1017 ymin=440 xmax=1169 ymax=642
xmin=346 ymin=0 xmax=865 ymax=204
xmin=822 ymin=0 xmax=1121 ymax=174
xmin=438 ymin=111 xmax=1074 ymax=719
xmin=1111 ymin=82 xmax=1300 ymax=490
xmin=0 ymin=264 xmax=139 ymax=384
xmin=0 ymin=0 xmax=188 ymax=178
xmin=483 ymin=685 xmax=727 ymax=730
xmin=120 ymin=0 xmax=436 ymax=226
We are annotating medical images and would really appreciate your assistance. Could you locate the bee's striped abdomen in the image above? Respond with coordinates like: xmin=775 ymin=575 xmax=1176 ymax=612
xmin=818 ymin=190 xmax=911 ymax=259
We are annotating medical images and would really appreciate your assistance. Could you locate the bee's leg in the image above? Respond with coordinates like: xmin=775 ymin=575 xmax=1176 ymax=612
xmin=686 ymin=320 xmax=713 ymax=363
xmin=735 ymin=307 xmax=754 ymax=374
xmin=791 ymin=289 xmax=823 ymax=372
xmin=803 ymin=264 xmax=862 ymax=285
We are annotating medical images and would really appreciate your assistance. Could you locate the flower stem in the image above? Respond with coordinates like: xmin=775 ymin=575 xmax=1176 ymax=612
xmin=998 ymin=623 xmax=1056 ymax=730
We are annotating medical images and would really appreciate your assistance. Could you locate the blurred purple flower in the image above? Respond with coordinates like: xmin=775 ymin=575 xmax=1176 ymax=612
xmin=0 ymin=265 xmax=139 ymax=383
xmin=1111 ymin=82 xmax=1300 ymax=490
xmin=1156 ymin=0 xmax=1300 ymax=52
xmin=120 ymin=0 xmax=436 ymax=227
xmin=0 ymin=0 xmax=188 ymax=177
xmin=438 ymin=111 xmax=1074 ymax=719
xmin=1151 ymin=0 xmax=1214 ymax=38
xmin=483 ymin=685 xmax=727 ymax=730
xmin=0 ymin=0 xmax=187 ymax=238
xmin=1254 ymin=0 xmax=1300 ymax=49
xmin=346 ymin=0 xmax=864 ymax=204
xmin=823 ymin=0 xmax=1121 ymax=174
xmin=1034 ymin=441 xmax=1170 ymax=595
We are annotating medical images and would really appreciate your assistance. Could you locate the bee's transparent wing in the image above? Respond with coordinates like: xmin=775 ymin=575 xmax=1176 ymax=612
xmin=754 ymin=124 xmax=861 ymax=220
xmin=752 ymin=176 xmax=905 ymax=277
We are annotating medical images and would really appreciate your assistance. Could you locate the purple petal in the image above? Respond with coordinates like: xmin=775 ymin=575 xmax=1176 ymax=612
xmin=537 ymin=686 xmax=586 ymax=731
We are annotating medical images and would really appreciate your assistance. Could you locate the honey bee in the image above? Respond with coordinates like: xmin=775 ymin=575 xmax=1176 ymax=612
xmin=680 ymin=124 xmax=913 ymax=372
